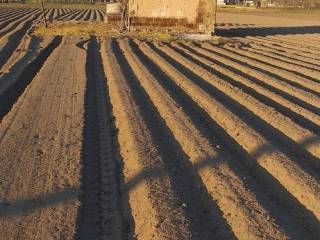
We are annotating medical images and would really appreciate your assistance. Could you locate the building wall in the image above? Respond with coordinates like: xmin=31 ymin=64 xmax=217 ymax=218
xmin=129 ymin=0 xmax=200 ymax=23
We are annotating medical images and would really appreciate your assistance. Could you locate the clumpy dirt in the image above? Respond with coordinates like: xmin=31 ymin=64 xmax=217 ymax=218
xmin=0 ymin=7 xmax=319 ymax=240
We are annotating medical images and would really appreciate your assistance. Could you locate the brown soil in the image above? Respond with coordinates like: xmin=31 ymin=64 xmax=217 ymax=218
xmin=0 ymin=7 xmax=319 ymax=240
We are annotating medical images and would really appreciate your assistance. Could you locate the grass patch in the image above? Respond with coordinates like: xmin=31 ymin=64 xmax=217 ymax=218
xmin=33 ymin=22 xmax=179 ymax=41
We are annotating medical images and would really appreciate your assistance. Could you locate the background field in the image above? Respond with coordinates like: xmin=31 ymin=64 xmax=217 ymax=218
xmin=0 ymin=4 xmax=319 ymax=240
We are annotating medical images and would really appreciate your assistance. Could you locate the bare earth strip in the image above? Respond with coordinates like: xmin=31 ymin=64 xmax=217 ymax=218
xmin=0 ymin=36 xmax=85 ymax=240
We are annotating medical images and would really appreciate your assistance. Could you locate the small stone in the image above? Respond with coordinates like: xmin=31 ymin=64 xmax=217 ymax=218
xmin=37 ymin=149 xmax=45 ymax=156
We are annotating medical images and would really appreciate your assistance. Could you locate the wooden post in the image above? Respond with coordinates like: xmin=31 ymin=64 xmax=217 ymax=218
xmin=213 ymin=0 xmax=217 ymax=34
xmin=40 ymin=0 xmax=48 ymax=28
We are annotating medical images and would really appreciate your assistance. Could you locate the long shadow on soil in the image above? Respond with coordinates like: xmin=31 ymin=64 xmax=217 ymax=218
xmin=0 ymin=12 xmax=41 ymax=69
xmin=0 ymin=188 xmax=79 ymax=218
xmin=0 ymin=36 xmax=62 ymax=122
xmin=113 ymin=39 xmax=237 ymax=240
xmin=208 ymin=43 xmax=320 ymax=96
xmin=212 ymin=39 xmax=320 ymax=82
xmin=149 ymin=42 xmax=320 ymax=179
xmin=0 ymin=135 xmax=319 ymax=239
xmin=216 ymin=25 xmax=320 ymax=37
xmin=170 ymin=43 xmax=320 ymax=135
xmin=131 ymin=40 xmax=320 ymax=239
xmin=75 ymin=37 xmax=132 ymax=240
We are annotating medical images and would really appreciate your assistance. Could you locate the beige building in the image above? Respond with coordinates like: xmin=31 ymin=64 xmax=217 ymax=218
xmin=128 ymin=0 xmax=216 ymax=32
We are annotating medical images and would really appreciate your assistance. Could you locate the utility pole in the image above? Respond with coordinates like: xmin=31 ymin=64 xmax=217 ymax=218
xmin=40 ymin=0 xmax=48 ymax=28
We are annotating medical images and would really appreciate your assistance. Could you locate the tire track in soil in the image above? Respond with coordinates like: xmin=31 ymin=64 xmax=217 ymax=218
xmin=75 ymin=37 xmax=124 ymax=240
xmin=106 ymin=38 xmax=239 ymax=240
xmin=129 ymin=38 xmax=320 ymax=239
xmin=103 ymin=38 xmax=193 ymax=240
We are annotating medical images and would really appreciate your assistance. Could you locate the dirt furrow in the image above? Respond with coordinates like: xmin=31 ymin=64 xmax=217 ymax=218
xmin=0 ymin=8 xmax=29 ymax=22
xmin=0 ymin=9 xmax=35 ymax=29
xmin=0 ymin=9 xmax=40 ymax=38
xmin=253 ymin=36 xmax=320 ymax=56
xmin=240 ymin=43 xmax=320 ymax=72
xmin=159 ymin=42 xmax=320 ymax=166
xmin=120 ymin=38 xmax=291 ymax=240
xmin=82 ymin=10 xmax=91 ymax=21
xmin=70 ymin=9 xmax=85 ymax=21
xmin=97 ymin=10 xmax=104 ymax=21
xmin=220 ymin=43 xmax=320 ymax=87
xmin=264 ymin=35 xmax=320 ymax=53
xmin=246 ymin=36 xmax=320 ymax=60
xmin=267 ymin=35 xmax=320 ymax=51
xmin=75 ymin=37 xmax=123 ymax=240
xmin=102 ymin=38 xmax=194 ymax=240
xmin=89 ymin=9 xmax=96 ymax=21
xmin=168 ymin=42 xmax=320 ymax=133
xmin=128 ymin=38 xmax=320 ymax=239
xmin=182 ymin=42 xmax=320 ymax=111
xmin=47 ymin=8 xmax=55 ymax=21
xmin=203 ymin=43 xmax=320 ymax=95
xmin=0 ymin=8 xmax=27 ymax=20
xmin=0 ymin=9 xmax=21 ymax=18
xmin=0 ymin=11 xmax=42 ymax=70
xmin=134 ymin=39 xmax=320 ymax=221
xmin=0 ymin=35 xmax=61 ymax=125
xmin=246 ymin=39 xmax=320 ymax=67
xmin=227 ymin=41 xmax=320 ymax=81
xmin=0 ymin=36 xmax=85 ymax=240
xmin=74 ymin=9 xmax=87 ymax=21
xmin=55 ymin=9 xmax=77 ymax=21
xmin=51 ymin=8 xmax=59 ymax=20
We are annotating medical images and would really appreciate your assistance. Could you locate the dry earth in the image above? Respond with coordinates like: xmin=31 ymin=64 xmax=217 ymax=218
xmin=0 ymin=6 xmax=319 ymax=240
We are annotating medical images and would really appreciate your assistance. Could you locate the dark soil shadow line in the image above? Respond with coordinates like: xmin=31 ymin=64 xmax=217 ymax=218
xmin=0 ymin=8 xmax=36 ymax=29
xmin=0 ymin=187 xmax=79 ymax=218
xmin=238 ymin=45 xmax=320 ymax=74
xmin=204 ymin=43 xmax=320 ymax=99
xmin=216 ymin=25 xmax=320 ymax=37
xmin=144 ymin=42 xmax=320 ymax=238
xmin=241 ymin=37 xmax=320 ymax=64
xmin=170 ymin=43 xmax=320 ymax=136
xmin=0 ymin=36 xmax=62 ymax=122
xmin=252 ymin=36 xmax=320 ymax=57
xmin=193 ymin=43 xmax=320 ymax=115
xmin=0 ymin=12 xmax=41 ymax=69
xmin=214 ymin=43 xmax=320 ymax=86
xmin=75 ymin=37 xmax=131 ymax=240
xmin=114 ymin=39 xmax=237 ymax=240
xmin=0 ymin=10 xmax=39 ymax=38
xmin=151 ymin=42 xmax=320 ymax=178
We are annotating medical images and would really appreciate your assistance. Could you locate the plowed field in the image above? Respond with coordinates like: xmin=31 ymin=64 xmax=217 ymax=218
xmin=0 ymin=6 xmax=319 ymax=240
